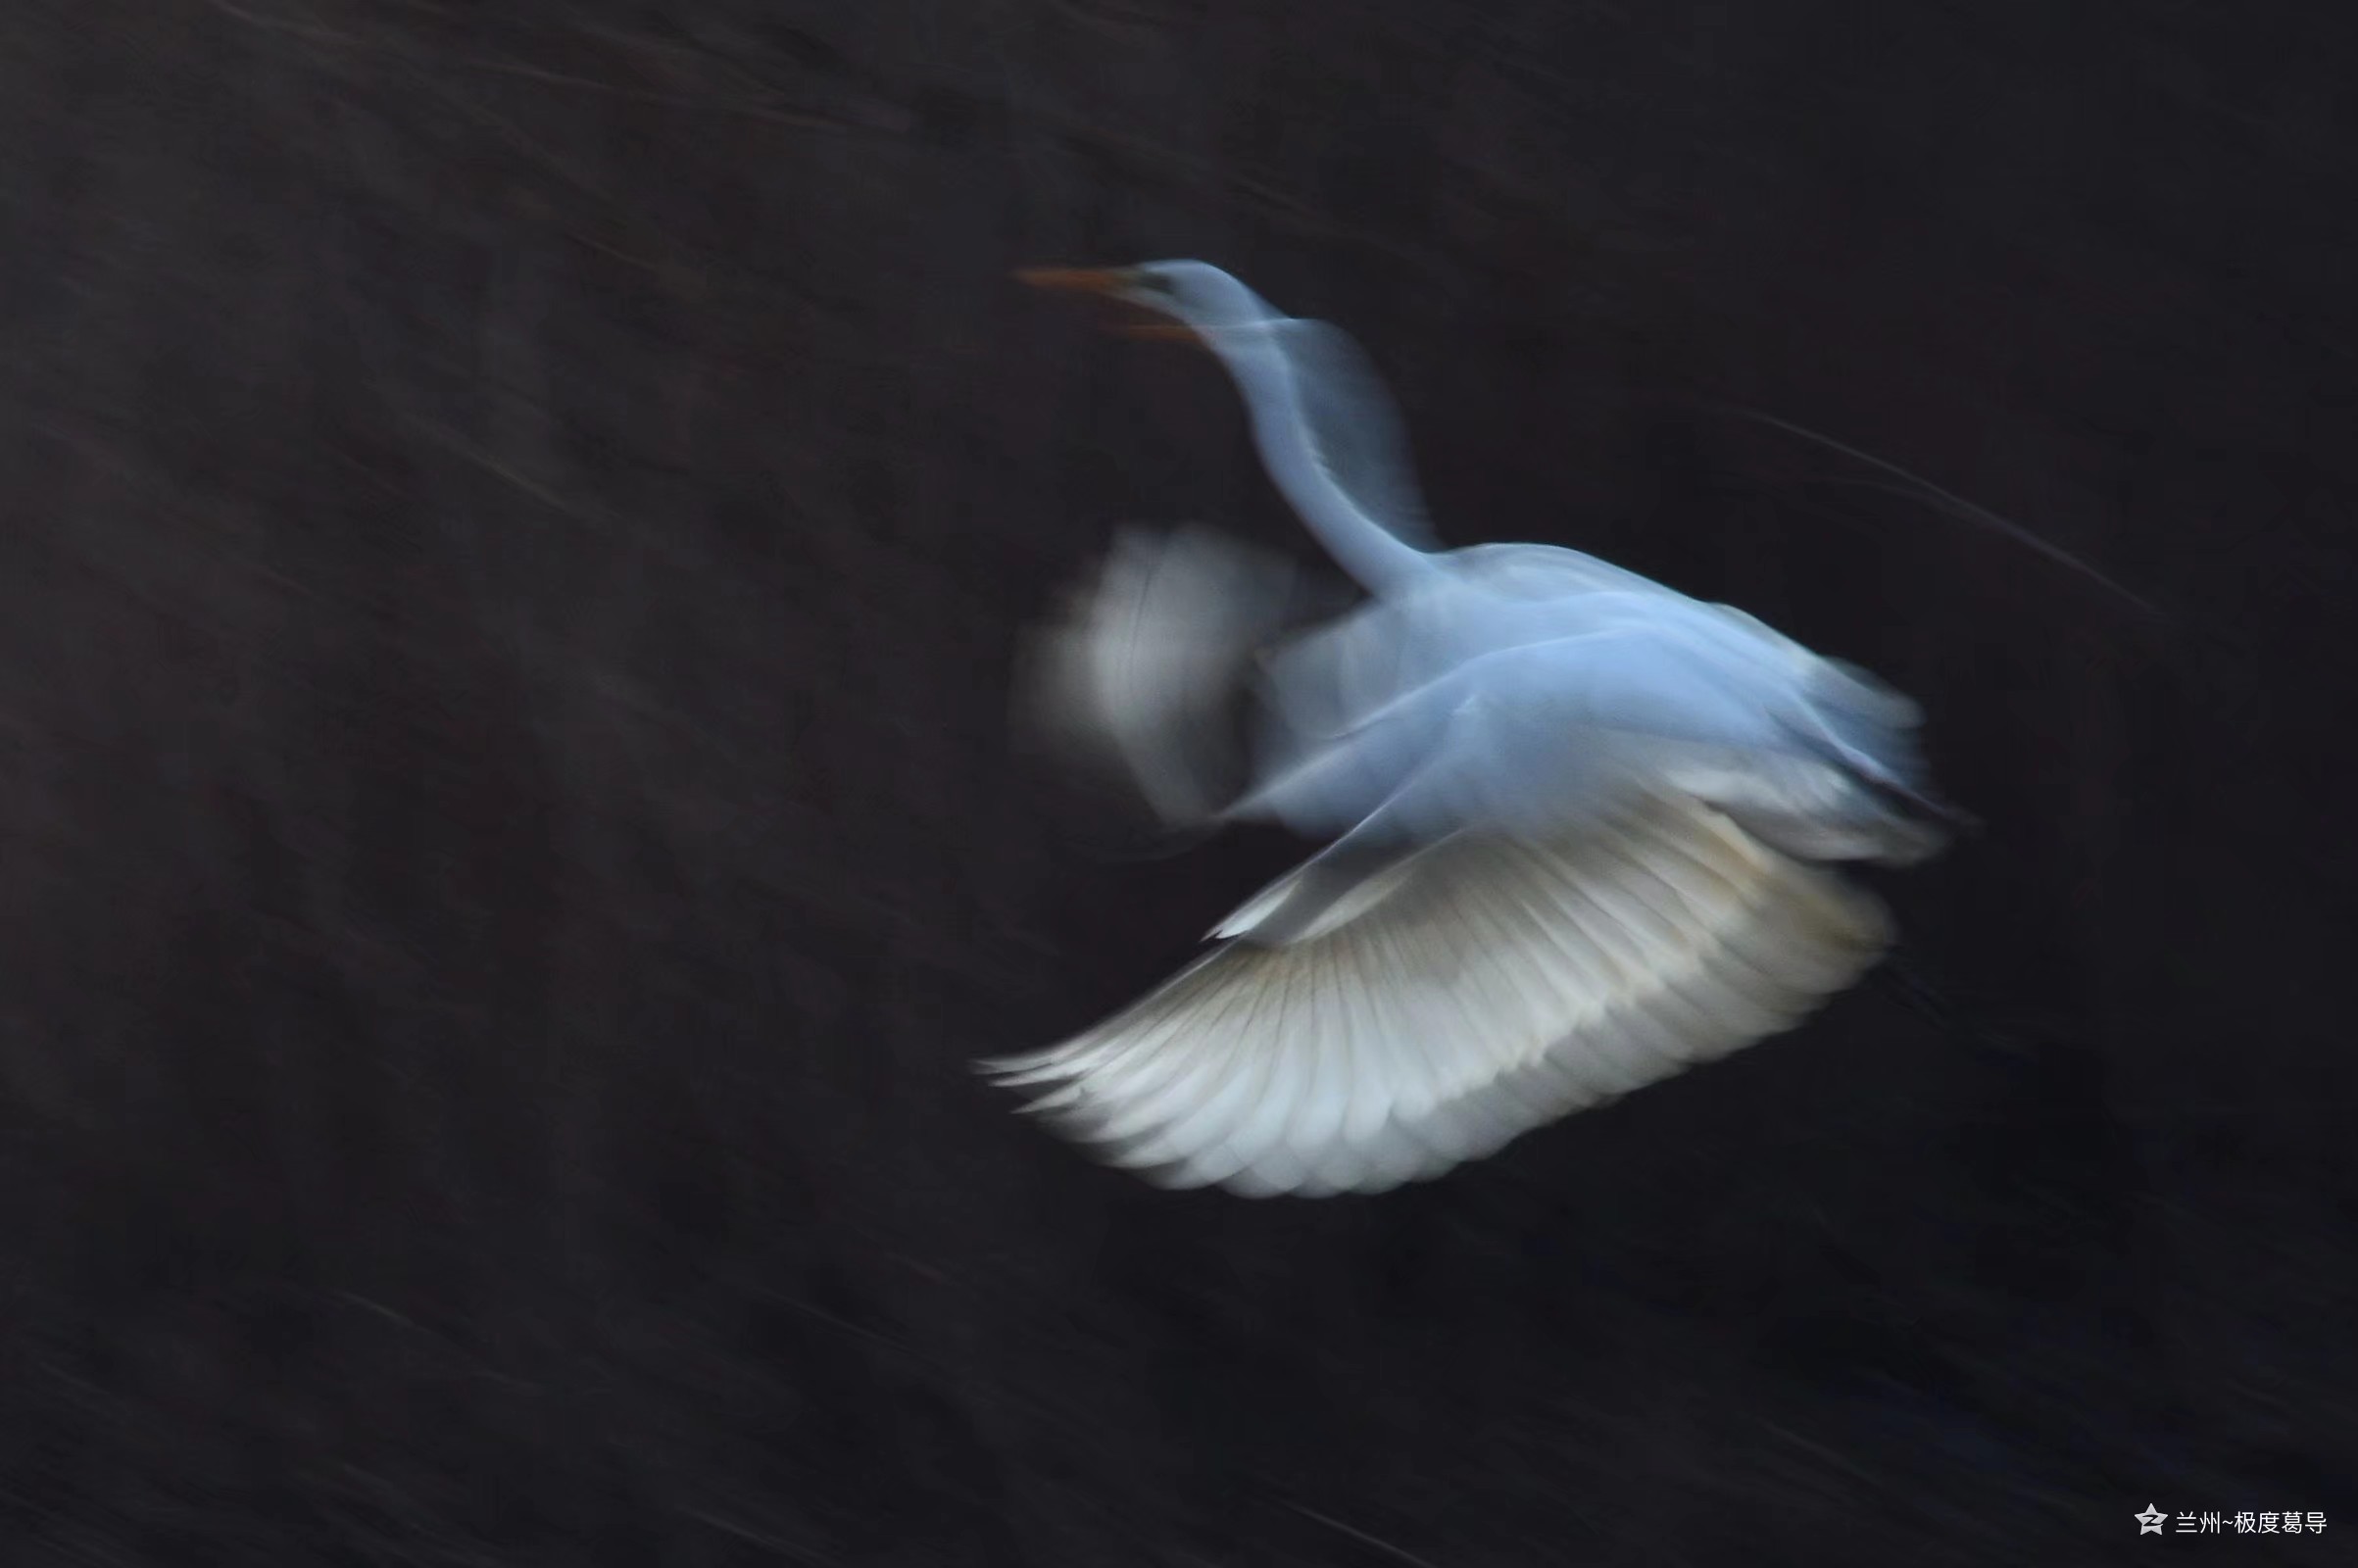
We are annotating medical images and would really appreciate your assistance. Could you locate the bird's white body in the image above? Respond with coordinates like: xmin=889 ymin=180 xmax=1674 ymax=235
xmin=989 ymin=261 xmax=1948 ymax=1197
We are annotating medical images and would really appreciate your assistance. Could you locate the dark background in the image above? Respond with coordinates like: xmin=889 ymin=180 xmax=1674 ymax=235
xmin=1 ymin=1 xmax=2351 ymax=1562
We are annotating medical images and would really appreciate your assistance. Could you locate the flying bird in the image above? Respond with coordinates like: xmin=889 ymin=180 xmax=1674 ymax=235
xmin=985 ymin=260 xmax=1957 ymax=1198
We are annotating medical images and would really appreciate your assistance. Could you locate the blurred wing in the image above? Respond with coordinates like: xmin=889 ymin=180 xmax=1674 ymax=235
xmin=978 ymin=793 xmax=1892 ymax=1197
xmin=1018 ymin=524 xmax=1304 ymax=829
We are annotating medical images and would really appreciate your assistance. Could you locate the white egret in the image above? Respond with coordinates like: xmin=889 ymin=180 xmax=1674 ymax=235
xmin=986 ymin=261 xmax=1959 ymax=1198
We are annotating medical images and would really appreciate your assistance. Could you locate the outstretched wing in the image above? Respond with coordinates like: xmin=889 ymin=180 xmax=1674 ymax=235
xmin=977 ymin=793 xmax=1891 ymax=1198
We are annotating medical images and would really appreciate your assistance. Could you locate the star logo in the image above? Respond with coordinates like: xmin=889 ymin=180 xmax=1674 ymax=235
xmin=2135 ymin=1504 xmax=2167 ymax=1536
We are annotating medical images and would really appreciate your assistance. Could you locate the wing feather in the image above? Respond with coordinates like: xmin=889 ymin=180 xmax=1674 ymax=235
xmin=979 ymin=795 xmax=1891 ymax=1196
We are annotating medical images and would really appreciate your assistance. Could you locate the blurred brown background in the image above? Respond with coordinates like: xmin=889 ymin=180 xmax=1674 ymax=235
xmin=0 ymin=1 xmax=2350 ymax=1562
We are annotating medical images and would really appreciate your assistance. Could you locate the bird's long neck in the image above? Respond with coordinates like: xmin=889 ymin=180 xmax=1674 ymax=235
xmin=1205 ymin=331 xmax=1435 ymax=596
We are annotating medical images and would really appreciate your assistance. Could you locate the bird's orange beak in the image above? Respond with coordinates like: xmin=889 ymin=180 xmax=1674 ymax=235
xmin=1016 ymin=266 xmax=1207 ymax=349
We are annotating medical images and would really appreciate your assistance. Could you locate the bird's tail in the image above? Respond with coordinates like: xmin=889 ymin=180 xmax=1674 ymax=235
xmin=1681 ymin=657 xmax=1962 ymax=868
xmin=1015 ymin=524 xmax=1320 ymax=837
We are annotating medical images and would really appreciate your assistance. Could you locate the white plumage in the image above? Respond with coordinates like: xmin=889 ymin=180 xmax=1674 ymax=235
xmin=988 ymin=261 xmax=1953 ymax=1197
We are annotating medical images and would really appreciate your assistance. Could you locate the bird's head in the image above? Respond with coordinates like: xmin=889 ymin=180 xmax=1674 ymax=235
xmin=1016 ymin=259 xmax=1275 ymax=345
